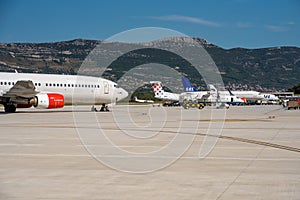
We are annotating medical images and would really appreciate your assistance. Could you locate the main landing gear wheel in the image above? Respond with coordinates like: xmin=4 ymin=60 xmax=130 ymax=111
xmin=4 ymin=104 xmax=16 ymax=113
xmin=198 ymin=105 xmax=204 ymax=109
xmin=100 ymin=104 xmax=109 ymax=112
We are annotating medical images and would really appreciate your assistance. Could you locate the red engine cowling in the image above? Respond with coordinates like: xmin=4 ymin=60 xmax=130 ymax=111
xmin=31 ymin=93 xmax=64 ymax=109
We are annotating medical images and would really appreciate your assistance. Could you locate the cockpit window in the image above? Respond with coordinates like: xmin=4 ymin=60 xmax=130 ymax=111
xmin=114 ymin=84 xmax=119 ymax=88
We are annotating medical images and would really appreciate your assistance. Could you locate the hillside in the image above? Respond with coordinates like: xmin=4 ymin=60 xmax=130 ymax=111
xmin=0 ymin=38 xmax=299 ymax=91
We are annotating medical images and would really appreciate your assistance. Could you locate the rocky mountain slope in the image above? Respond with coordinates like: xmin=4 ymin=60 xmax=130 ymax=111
xmin=0 ymin=38 xmax=299 ymax=91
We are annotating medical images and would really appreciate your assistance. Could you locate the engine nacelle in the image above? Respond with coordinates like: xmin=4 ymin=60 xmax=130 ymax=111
xmin=30 ymin=93 xmax=64 ymax=109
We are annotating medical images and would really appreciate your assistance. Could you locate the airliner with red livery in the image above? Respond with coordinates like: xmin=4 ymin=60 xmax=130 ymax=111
xmin=0 ymin=72 xmax=128 ymax=113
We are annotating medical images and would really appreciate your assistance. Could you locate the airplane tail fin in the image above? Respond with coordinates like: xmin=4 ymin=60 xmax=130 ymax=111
xmin=241 ymin=97 xmax=247 ymax=103
xmin=208 ymin=84 xmax=218 ymax=100
xmin=150 ymin=81 xmax=165 ymax=98
xmin=227 ymin=88 xmax=234 ymax=96
xmin=208 ymin=84 xmax=217 ymax=94
xmin=181 ymin=77 xmax=198 ymax=92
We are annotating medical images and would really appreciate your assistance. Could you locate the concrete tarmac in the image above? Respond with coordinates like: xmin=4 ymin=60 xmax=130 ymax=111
xmin=0 ymin=105 xmax=299 ymax=199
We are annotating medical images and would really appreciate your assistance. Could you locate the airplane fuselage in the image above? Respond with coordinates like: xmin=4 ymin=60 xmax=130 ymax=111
xmin=0 ymin=72 xmax=128 ymax=111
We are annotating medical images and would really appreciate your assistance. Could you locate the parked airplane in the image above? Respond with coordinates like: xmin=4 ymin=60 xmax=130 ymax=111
xmin=227 ymin=90 xmax=278 ymax=101
xmin=0 ymin=72 xmax=128 ymax=113
xmin=206 ymin=85 xmax=245 ymax=105
xmin=133 ymin=96 xmax=154 ymax=103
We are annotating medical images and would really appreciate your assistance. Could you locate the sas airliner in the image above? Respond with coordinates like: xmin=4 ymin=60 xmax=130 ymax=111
xmin=227 ymin=90 xmax=278 ymax=101
xmin=0 ymin=72 xmax=128 ymax=113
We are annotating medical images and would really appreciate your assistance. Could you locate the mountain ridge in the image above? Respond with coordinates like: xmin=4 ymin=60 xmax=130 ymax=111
xmin=0 ymin=38 xmax=299 ymax=91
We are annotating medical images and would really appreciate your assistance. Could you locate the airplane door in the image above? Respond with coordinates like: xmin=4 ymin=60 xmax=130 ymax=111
xmin=231 ymin=97 xmax=233 ymax=102
xmin=104 ymin=81 xmax=109 ymax=94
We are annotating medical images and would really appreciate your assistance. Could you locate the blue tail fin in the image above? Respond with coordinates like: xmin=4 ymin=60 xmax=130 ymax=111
xmin=227 ymin=88 xmax=234 ymax=96
xmin=181 ymin=77 xmax=198 ymax=92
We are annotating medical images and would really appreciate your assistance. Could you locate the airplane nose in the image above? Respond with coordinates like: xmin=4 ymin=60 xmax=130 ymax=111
xmin=119 ymin=88 xmax=128 ymax=101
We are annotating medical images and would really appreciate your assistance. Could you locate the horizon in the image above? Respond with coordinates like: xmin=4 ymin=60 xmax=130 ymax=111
xmin=0 ymin=0 xmax=299 ymax=49
xmin=1 ymin=37 xmax=300 ymax=50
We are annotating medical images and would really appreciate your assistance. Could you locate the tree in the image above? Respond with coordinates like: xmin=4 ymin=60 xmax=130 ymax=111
xmin=288 ymin=82 xmax=300 ymax=94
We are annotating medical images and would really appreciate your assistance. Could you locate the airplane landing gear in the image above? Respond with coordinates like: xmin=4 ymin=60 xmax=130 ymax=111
xmin=100 ymin=104 xmax=109 ymax=112
xmin=91 ymin=104 xmax=110 ymax=112
xmin=4 ymin=104 xmax=16 ymax=113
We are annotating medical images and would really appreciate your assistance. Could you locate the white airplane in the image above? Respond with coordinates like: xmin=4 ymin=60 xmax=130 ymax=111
xmin=227 ymin=90 xmax=278 ymax=101
xmin=226 ymin=90 xmax=261 ymax=101
xmin=0 ymin=72 xmax=128 ymax=113
xmin=133 ymin=96 xmax=154 ymax=103
xmin=206 ymin=85 xmax=245 ymax=105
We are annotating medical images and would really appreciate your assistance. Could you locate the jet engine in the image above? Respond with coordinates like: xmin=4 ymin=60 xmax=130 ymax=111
xmin=30 ymin=93 xmax=64 ymax=109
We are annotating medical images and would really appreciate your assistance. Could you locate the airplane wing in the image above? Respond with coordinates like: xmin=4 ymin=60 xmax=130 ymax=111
xmin=2 ymin=80 xmax=38 ymax=99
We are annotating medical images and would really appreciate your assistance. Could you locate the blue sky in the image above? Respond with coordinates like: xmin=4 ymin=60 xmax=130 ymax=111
xmin=0 ymin=0 xmax=299 ymax=48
